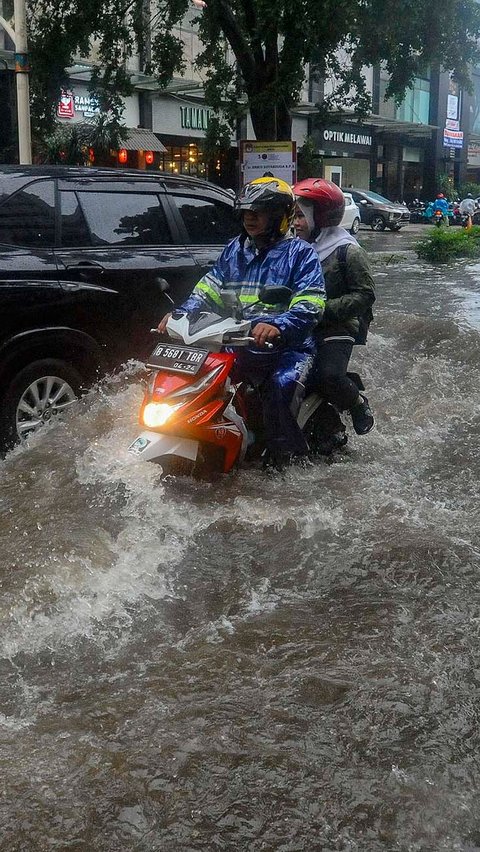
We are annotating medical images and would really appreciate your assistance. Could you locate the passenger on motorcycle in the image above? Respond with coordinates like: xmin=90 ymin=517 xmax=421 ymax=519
xmin=292 ymin=178 xmax=375 ymax=435
xmin=157 ymin=176 xmax=326 ymax=467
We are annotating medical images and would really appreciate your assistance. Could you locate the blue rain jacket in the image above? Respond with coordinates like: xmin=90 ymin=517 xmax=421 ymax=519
xmin=180 ymin=234 xmax=326 ymax=352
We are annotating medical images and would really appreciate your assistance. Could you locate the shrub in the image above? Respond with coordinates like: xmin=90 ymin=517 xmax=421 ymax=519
xmin=415 ymin=225 xmax=480 ymax=262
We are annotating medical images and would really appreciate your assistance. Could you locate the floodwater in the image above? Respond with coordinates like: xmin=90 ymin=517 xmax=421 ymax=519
xmin=2 ymin=226 xmax=480 ymax=851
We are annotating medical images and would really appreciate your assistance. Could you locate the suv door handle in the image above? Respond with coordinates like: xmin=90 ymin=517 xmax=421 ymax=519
xmin=65 ymin=261 xmax=105 ymax=282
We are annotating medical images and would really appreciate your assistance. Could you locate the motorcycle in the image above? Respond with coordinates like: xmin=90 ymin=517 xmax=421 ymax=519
xmin=408 ymin=199 xmax=426 ymax=224
xmin=127 ymin=285 xmax=364 ymax=476
xmin=433 ymin=209 xmax=446 ymax=227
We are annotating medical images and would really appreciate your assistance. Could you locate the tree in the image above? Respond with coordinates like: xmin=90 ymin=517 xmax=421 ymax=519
xmin=191 ymin=0 xmax=480 ymax=140
xmin=17 ymin=0 xmax=480 ymax=146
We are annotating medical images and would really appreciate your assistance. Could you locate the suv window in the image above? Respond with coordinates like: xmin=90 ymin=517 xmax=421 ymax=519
xmin=60 ymin=191 xmax=91 ymax=247
xmin=77 ymin=191 xmax=173 ymax=246
xmin=0 ymin=180 xmax=56 ymax=247
xmin=172 ymin=195 xmax=238 ymax=244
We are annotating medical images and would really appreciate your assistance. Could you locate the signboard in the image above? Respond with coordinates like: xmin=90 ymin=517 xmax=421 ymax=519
xmin=443 ymin=128 xmax=463 ymax=148
xmin=313 ymin=124 xmax=373 ymax=157
xmin=447 ymin=94 xmax=459 ymax=120
xmin=322 ymin=128 xmax=372 ymax=147
xmin=180 ymin=106 xmax=211 ymax=131
xmin=445 ymin=118 xmax=460 ymax=131
xmin=57 ymin=90 xmax=100 ymax=120
xmin=240 ymin=140 xmax=297 ymax=185
xmin=468 ymin=143 xmax=480 ymax=166
xmin=58 ymin=92 xmax=75 ymax=119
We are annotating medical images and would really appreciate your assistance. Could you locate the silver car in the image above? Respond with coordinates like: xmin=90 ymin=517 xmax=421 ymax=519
xmin=341 ymin=191 xmax=361 ymax=234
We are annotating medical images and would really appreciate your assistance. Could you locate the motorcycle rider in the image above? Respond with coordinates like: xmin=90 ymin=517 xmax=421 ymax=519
xmin=459 ymin=192 xmax=476 ymax=226
xmin=292 ymin=178 xmax=375 ymax=435
xmin=432 ymin=193 xmax=450 ymax=225
xmin=157 ymin=176 xmax=326 ymax=467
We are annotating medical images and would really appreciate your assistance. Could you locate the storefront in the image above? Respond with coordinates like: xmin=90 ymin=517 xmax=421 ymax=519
xmin=311 ymin=124 xmax=374 ymax=188
xmin=57 ymin=81 xmax=168 ymax=168
xmin=152 ymin=95 xmax=237 ymax=186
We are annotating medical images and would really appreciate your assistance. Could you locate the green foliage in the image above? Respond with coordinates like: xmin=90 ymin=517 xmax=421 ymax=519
xmin=297 ymin=137 xmax=323 ymax=180
xmin=25 ymin=0 xmax=480 ymax=151
xmin=36 ymin=116 xmax=126 ymax=165
xmin=415 ymin=226 xmax=480 ymax=263
xmin=436 ymin=173 xmax=457 ymax=200
xmin=189 ymin=0 xmax=480 ymax=142
xmin=458 ymin=182 xmax=480 ymax=199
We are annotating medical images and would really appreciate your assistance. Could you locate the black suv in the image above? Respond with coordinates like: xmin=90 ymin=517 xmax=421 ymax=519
xmin=345 ymin=188 xmax=410 ymax=231
xmin=0 ymin=166 xmax=240 ymax=447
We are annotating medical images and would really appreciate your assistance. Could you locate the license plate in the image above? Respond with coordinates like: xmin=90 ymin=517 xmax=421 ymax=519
xmin=147 ymin=343 xmax=208 ymax=375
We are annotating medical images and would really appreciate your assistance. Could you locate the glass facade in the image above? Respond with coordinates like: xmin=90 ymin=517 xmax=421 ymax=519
xmin=379 ymin=69 xmax=431 ymax=126
xmin=471 ymin=70 xmax=480 ymax=135
xmin=395 ymin=77 xmax=431 ymax=125
xmin=157 ymin=144 xmax=207 ymax=177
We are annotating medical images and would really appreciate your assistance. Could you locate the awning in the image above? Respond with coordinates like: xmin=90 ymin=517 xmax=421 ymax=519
xmin=123 ymin=128 xmax=167 ymax=152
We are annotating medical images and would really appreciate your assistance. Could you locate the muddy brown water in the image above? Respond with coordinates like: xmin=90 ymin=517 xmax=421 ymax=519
xmin=2 ymin=225 xmax=480 ymax=851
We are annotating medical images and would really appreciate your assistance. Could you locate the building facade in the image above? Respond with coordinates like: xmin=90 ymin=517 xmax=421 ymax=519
xmin=0 ymin=9 xmax=475 ymax=198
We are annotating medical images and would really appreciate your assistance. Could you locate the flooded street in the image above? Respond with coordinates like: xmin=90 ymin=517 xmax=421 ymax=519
xmin=2 ymin=224 xmax=480 ymax=851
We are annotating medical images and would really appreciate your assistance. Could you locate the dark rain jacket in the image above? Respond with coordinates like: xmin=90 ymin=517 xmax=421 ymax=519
xmin=317 ymin=243 xmax=376 ymax=343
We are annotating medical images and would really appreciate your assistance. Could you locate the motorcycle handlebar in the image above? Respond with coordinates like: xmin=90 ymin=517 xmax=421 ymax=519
xmin=151 ymin=329 xmax=275 ymax=349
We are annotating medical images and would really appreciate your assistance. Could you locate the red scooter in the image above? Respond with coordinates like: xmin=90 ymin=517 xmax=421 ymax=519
xmin=128 ymin=286 xmax=357 ymax=475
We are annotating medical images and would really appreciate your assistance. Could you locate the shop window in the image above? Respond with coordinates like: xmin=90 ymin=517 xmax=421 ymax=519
xmin=159 ymin=144 xmax=207 ymax=177
xmin=173 ymin=195 xmax=239 ymax=243
xmin=77 ymin=192 xmax=173 ymax=246
xmin=60 ymin=191 xmax=91 ymax=247
xmin=0 ymin=180 xmax=56 ymax=247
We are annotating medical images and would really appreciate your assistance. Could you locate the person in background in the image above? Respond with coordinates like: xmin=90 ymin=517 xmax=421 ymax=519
xmin=432 ymin=193 xmax=450 ymax=225
xmin=459 ymin=192 xmax=476 ymax=226
xmin=292 ymin=178 xmax=375 ymax=436
xmin=158 ymin=176 xmax=326 ymax=468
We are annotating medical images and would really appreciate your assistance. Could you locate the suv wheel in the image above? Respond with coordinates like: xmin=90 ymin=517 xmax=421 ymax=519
xmin=371 ymin=216 xmax=386 ymax=231
xmin=0 ymin=359 xmax=82 ymax=448
xmin=350 ymin=217 xmax=360 ymax=235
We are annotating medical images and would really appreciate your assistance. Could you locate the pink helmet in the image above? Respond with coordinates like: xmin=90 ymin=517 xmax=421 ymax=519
xmin=293 ymin=178 xmax=345 ymax=229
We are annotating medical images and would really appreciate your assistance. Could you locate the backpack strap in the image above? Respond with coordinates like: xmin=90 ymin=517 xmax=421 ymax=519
xmin=336 ymin=243 xmax=349 ymax=288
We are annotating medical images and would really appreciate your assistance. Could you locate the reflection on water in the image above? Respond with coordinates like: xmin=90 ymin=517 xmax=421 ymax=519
xmin=2 ymin=247 xmax=480 ymax=849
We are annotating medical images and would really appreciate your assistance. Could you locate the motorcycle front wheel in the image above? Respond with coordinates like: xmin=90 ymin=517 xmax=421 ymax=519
xmin=155 ymin=455 xmax=195 ymax=477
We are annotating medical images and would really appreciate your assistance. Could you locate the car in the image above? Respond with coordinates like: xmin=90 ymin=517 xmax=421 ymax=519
xmin=340 ymin=192 xmax=361 ymax=234
xmin=344 ymin=188 xmax=410 ymax=231
xmin=0 ymin=165 xmax=241 ymax=448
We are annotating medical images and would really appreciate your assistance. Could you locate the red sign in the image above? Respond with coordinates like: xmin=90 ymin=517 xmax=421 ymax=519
xmin=58 ymin=92 xmax=75 ymax=119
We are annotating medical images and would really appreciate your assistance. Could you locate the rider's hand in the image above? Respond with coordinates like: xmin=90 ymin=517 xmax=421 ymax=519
xmin=157 ymin=312 xmax=172 ymax=334
xmin=252 ymin=322 xmax=281 ymax=348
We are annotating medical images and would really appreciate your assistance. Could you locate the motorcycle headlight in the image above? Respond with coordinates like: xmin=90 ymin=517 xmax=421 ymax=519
xmin=142 ymin=402 xmax=178 ymax=428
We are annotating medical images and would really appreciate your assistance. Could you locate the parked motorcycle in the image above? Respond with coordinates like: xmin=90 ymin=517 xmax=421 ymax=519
xmin=408 ymin=199 xmax=426 ymax=224
xmin=128 ymin=285 xmax=364 ymax=475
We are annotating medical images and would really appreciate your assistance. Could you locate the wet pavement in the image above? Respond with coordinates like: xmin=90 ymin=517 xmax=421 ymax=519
xmin=2 ymin=224 xmax=480 ymax=851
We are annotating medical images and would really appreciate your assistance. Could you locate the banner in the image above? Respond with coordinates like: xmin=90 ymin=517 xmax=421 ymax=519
xmin=443 ymin=128 xmax=463 ymax=148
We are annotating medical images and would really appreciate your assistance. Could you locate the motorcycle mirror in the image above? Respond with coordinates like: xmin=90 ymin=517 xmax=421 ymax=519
xmin=155 ymin=277 xmax=174 ymax=305
xmin=220 ymin=289 xmax=244 ymax=320
xmin=258 ymin=284 xmax=291 ymax=305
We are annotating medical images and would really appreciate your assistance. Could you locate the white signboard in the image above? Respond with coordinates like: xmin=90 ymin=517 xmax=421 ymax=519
xmin=447 ymin=94 xmax=459 ymax=120
xmin=240 ymin=141 xmax=297 ymax=186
